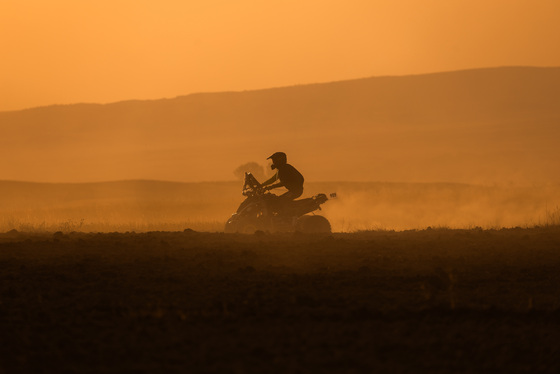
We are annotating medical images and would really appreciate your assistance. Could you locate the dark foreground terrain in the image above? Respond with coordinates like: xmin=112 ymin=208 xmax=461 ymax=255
xmin=1 ymin=227 xmax=560 ymax=373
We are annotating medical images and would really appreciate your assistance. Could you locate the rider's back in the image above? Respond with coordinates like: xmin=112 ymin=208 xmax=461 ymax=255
xmin=278 ymin=163 xmax=304 ymax=192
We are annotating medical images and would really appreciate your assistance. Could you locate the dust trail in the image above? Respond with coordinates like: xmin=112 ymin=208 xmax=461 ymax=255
xmin=314 ymin=183 xmax=560 ymax=231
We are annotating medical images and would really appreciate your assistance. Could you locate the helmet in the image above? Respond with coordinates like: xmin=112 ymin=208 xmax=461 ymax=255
xmin=267 ymin=152 xmax=287 ymax=170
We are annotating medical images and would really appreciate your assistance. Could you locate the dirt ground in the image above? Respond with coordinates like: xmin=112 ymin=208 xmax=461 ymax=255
xmin=1 ymin=227 xmax=560 ymax=373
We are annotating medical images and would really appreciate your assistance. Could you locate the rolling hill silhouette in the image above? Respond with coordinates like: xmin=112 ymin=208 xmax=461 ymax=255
xmin=1 ymin=66 xmax=559 ymax=184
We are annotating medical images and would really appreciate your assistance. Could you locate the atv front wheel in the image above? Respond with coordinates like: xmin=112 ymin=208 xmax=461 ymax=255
xmin=224 ymin=214 xmax=266 ymax=234
xmin=296 ymin=215 xmax=331 ymax=234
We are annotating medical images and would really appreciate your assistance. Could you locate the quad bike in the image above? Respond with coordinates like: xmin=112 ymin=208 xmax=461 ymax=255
xmin=225 ymin=172 xmax=334 ymax=234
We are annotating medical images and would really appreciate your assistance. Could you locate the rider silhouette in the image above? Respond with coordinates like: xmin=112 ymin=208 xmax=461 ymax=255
xmin=261 ymin=152 xmax=304 ymax=210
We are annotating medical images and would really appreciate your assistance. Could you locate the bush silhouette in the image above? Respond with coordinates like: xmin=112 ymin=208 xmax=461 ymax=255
xmin=233 ymin=162 xmax=266 ymax=182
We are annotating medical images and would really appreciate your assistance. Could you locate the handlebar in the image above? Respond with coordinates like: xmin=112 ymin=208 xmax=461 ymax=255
xmin=242 ymin=171 xmax=266 ymax=197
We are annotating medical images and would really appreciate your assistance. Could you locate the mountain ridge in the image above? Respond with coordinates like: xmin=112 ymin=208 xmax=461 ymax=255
xmin=2 ymin=65 xmax=557 ymax=114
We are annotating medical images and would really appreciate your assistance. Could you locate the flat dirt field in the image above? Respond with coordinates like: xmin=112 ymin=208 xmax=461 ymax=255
xmin=1 ymin=227 xmax=560 ymax=373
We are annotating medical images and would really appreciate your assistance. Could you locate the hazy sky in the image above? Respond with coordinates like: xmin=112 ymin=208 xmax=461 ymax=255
xmin=1 ymin=0 xmax=559 ymax=111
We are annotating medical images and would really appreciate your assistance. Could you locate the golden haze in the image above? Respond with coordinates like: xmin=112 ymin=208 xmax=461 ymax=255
xmin=1 ymin=0 xmax=560 ymax=111
xmin=1 ymin=1 xmax=560 ymax=231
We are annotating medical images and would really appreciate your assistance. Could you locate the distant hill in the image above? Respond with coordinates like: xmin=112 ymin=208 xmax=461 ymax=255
xmin=1 ymin=66 xmax=559 ymax=184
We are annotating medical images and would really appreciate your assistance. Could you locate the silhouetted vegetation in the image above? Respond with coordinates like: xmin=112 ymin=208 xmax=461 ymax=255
xmin=233 ymin=161 xmax=267 ymax=181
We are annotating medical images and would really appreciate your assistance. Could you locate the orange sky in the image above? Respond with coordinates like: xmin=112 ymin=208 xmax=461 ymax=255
xmin=1 ymin=0 xmax=559 ymax=112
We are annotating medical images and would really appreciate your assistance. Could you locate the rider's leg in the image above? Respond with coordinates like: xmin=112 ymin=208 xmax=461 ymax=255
xmin=275 ymin=188 xmax=303 ymax=213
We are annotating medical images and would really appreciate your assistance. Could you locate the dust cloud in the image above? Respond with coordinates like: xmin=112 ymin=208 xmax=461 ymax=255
xmin=306 ymin=182 xmax=560 ymax=231
xmin=1 ymin=181 xmax=558 ymax=233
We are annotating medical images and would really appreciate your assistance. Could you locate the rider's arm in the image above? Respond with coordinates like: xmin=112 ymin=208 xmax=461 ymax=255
xmin=261 ymin=173 xmax=278 ymax=186
xmin=264 ymin=181 xmax=284 ymax=191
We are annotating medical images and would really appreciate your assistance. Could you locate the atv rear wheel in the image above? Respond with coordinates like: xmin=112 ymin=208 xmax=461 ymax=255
xmin=296 ymin=215 xmax=331 ymax=234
